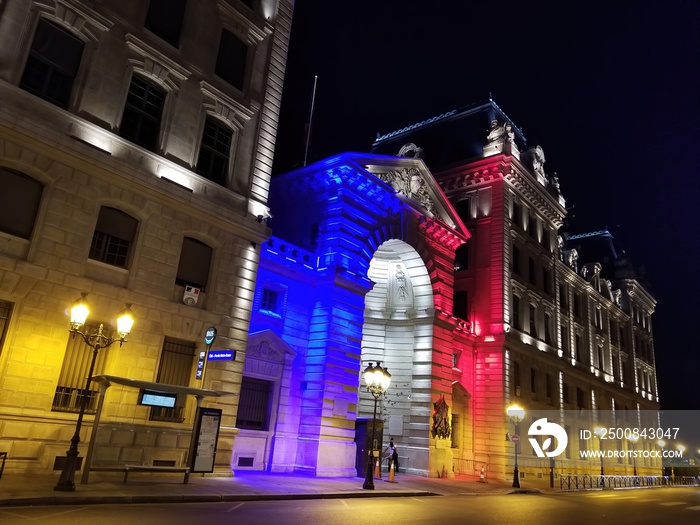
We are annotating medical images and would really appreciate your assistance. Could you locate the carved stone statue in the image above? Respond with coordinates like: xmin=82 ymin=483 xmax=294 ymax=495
xmin=528 ymin=145 xmax=546 ymax=179
xmin=550 ymin=172 xmax=561 ymax=194
xmin=486 ymin=120 xmax=506 ymax=143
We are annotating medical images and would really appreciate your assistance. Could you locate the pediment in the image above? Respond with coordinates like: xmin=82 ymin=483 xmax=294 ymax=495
xmin=246 ymin=329 xmax=296 ymax=363
xmin=347 ymin=154 xmax=470 ymax=240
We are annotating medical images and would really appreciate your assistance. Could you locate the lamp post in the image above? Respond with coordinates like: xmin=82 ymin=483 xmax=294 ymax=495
xmin=594 ymin=426 xmax=605 ymax=487
xmin=674 ymin=444 xmax=686 ymax=482
xmin=629 ymin=435 xmax=638 ymax=477
xmin=54 ymin=293 xmax=134 ymax=492
xmin=658 ymin=439 xmax=666 ymax=479
xmin=506 ymin=404 xmax=525 ymax=488
xmin=362 ymin=362 xmax=391 ymax=490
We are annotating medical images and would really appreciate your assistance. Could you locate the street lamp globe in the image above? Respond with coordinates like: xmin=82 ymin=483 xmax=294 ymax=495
xmin=116 ymin=304 xmax=135 ymax=342
xmin=70 ymin=292 xmax=90 ymax=329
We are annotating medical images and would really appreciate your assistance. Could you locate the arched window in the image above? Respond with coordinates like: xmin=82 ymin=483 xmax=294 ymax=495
xmin=89 ymin=207 xmax=137 ymax=268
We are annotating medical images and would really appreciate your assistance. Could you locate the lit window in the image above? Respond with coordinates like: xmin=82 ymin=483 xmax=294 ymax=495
xmin=20 ymin=19 xmax=84 ymax=108
xmin=176 ymin=237 xmax=212 ymax=291
xmin=196 ymin=118 xmax=233 ymax=185
xmin=89 ymin=207 xmax=137 ymax=268
xmin=0 ymin=168 xmax=43 ymax=239
xmin=144 ymin=0 xmax=186 ymax=47
xmin=119 ymin=75 xmax=166 ymax=151
xmin=215 ymin=29 xmax=247 ymax=90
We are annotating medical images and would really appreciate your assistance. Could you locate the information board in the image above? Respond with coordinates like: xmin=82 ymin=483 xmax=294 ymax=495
xmin=190 ymin=407 xmax=222 ymax=473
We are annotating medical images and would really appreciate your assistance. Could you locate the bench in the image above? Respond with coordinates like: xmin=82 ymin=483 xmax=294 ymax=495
xmin=123 ymin=464 xmax=191 ymax=484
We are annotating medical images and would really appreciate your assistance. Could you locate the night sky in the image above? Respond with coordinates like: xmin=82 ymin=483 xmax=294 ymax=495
xmin=272 ymin=1 xmax=700 ymax=410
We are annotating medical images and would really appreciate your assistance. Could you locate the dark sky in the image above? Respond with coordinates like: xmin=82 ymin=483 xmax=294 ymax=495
xmin=272 ymin=1 xmax=700 ymax=410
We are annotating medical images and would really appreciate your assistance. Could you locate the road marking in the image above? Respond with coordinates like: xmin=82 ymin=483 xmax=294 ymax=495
xmin=340 ymin=500 xmax=350 ymax=508
xmin=687 ymin=505 xmax=700 ymax=511
xmin=659 ymin=502 xmax=685 ymax=506
xmin=226 ymin=502 xmax=246 ymax=512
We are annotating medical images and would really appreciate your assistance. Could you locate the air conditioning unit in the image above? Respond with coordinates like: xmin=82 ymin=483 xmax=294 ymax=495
xmin=183 ymin=285 xmax=200 ymax=306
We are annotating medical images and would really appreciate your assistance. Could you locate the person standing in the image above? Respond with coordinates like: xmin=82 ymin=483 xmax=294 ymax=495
xmin=387 ymin=438 xmax=399 ymax=473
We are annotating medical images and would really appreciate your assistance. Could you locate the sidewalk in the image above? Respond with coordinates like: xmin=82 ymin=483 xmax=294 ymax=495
xmin=0 ymin=470 xmax=543 ymax=507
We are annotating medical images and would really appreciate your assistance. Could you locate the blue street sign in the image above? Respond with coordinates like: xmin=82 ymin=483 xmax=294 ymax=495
xmin=207 ymin=349 xmax=235 ymax=361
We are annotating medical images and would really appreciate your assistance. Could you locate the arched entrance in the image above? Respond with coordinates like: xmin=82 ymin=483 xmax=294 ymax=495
xmin=359 ymin=239 xmax=434 ymax=476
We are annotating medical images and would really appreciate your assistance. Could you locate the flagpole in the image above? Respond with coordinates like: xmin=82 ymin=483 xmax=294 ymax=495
xmin=303 ymin=75 xmax=318 ymax=167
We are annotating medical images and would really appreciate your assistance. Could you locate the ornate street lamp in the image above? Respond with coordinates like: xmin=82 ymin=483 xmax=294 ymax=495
xmin=506 ymin=404 xmax=525 ymax=488
xmin=54 ymin=293 xmax=134 ymax=492
xmin=362 ymin=362 xmax=391 ymax=490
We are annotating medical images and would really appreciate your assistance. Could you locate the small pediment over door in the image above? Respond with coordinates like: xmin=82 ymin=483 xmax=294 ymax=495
xmin=245 ymin=330 xmax=296 ymax=378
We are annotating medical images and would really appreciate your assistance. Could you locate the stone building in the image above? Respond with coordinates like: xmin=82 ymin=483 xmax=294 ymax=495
xmin=0 ymin=0 xmax=293 ymax=477
xmin=237 ymin=99 xmax=660 ymax=480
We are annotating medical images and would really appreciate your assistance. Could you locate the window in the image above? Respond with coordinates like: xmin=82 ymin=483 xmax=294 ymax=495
xmin=237 ymin=377 xmax=272 ymax=430
xmin=145 ymin=0 xmax=186 ymax=47
xmin=597 ymin=345 xmax=605 ymax=371
xmin=542 ymin=267 xmax=552 ymax=295
xmin=89 ymin=207 xmax=137 ymax=268
xmin=578 ymin=428 xmax=587 ymax=452
xmin=528 ymin=257 xmax=536 ymax=285
xmin=20 ymin=18 xmax=84 ymax=108
xmin=453 ymin=290 xmax=468 ymax=321
xmin=559 ymin=283 xmax=568 ymax=311
xmin=562 ymin=382 xmax=570 ymax=404
xmin=528 ymin=216 xmax=537 ymax=238
xmin=573 ymin=292 xmax=582 ymax=318
xmin=215 ymin=29 xmax=248 ymax=90
xmin=176 ymin=237 xmax=212 ymax=290
xmin=512 ymin=246 xmax=521 ymax=275
xmin=454 ymin=243 xmax=469 ymax=271
xmin=451 ymin=414 xmax=460 ymax=448
xmin=0 ymin=168 xmax=43 ymax=239
xmin=512 ymin=201 xmax=522 ymax=228
xmin=261 ymin=288 xmax=279 ymax=313
xmin=530 ymin=368 xmax=537 ymax=393
xmin=196 ymin=118 xmax=233 ymax=185
xmin=544 ymin=312 xmax=552 ymax=344
xmin=152 ymin=337 xmax=196 ymax=422
xmin=119 ymin=75 xmax=166 ymax=151
xmin=612 ymin=354 xmax=620 ymax=380
xmin=529 ymin=304 xmax=538 ymax=338
xmin=512 ymin=295 xmax=521 ymax=330
xmin=53 ymin=322 xmax=109 ymax=413
xmin=574 ymin=333 xmax=583 ymax=362
xmin=456 ymin=197 xmax=472 ymax=221
xmin=545 ymin=374 xmax=552 ymax=398
xmin=561 ymin=325 xmax=570 ymax=354
xmin=513 ymin=361 xmax=521 ymax=393
xmin=0 ymin=301 xmax=12 ymax=358
xmin=576 ymin=387 xmax=586 ymax=409
xmin=542 ymin=228 xmax=551 ymax=252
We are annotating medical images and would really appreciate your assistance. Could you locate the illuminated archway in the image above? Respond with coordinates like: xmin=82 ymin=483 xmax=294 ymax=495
xmin=359 ymin=239 xmax=434 ymax=475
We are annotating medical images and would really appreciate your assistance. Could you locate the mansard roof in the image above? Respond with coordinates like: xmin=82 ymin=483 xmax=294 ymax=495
xmin=372 ymin=98 xmax=526 ymax=168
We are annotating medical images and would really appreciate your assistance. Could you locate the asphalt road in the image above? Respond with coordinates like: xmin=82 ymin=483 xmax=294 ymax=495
xmin=0 ymin=487 xmax=698 ymax=525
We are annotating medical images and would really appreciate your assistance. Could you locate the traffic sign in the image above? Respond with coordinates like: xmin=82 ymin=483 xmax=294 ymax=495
xmin=511 ymin=434 xmax=521 ymax=443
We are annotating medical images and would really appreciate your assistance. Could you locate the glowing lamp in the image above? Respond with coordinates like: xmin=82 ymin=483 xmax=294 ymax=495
xmin=70 ymin=292 xmax=90 ymax=329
